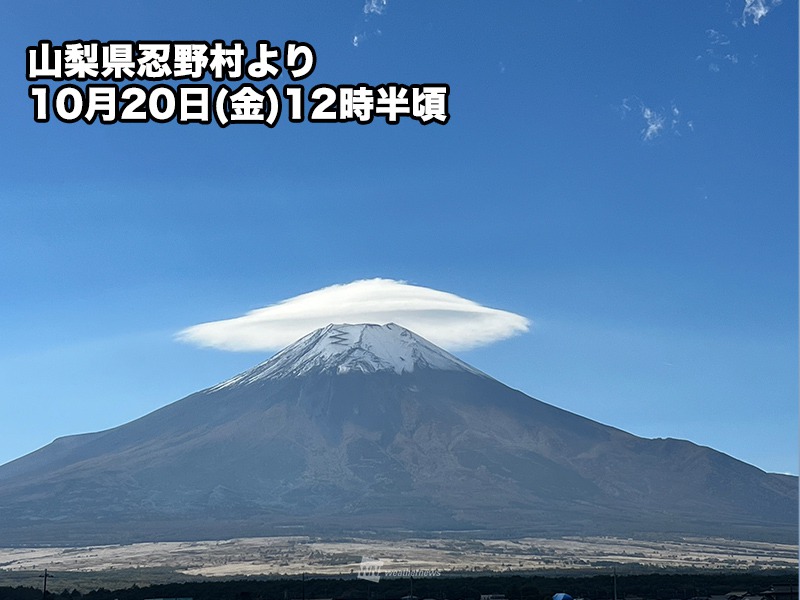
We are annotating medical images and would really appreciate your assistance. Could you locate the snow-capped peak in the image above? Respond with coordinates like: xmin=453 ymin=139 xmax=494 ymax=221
xmin=212 ymin=323 xmax=485 ymax=389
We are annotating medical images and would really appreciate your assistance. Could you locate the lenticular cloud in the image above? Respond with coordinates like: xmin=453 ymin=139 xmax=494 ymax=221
xmin=177 ymin=279 xmax=530 ymax=352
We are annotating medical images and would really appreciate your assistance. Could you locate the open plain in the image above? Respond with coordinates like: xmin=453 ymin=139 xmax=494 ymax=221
xmin=0 ymin=535 xmax=795 ymax=583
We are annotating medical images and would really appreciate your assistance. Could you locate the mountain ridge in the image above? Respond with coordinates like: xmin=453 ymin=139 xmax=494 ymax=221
xmin=211 ymin=323 xmax=486 ymax=388
xmin=0 ymin=323 xmax=795 ymax=546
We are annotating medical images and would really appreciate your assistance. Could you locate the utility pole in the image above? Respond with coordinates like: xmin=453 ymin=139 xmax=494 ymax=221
xmin=613 ymin=568 xmax=617 ymax=600
xmin=39 ymin=569 xmax=53 ymax=600
xmin=302 ymin=571 xmax=306 ymax=600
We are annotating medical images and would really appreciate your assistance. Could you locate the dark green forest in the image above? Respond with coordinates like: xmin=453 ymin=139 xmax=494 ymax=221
xmin=1 ymin=572 xmax=795 ymax=600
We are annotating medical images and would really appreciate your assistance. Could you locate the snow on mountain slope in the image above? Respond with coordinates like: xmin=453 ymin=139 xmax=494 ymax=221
xmin=212 ymin=323 xmax=486 ymax=388
xmin=0 ymin=322 xmax=796 ymax=546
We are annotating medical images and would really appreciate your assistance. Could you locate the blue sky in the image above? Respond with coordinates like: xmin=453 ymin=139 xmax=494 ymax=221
xmin=1 ymin=1 xmax=797 ymax=475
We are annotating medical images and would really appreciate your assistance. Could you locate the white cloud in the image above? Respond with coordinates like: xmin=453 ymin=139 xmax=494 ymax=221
xmin=621 ymin=97 xmax=691 ymax=141
xmin=700 ymin=19 xmax=756 ymax=72
xmin=741 ymin=0 xmax=781 ymax=25
xmin=364 ymin=0 xmax=389 ymax=15
xmin=699 ymin=2 xmax=778 ymax=71
xmin=353 ymin=0 xmax=389 ymax=46
xmin=706 ymin=29 xmax=731 ymax=45
xmin=641 ymin=107 xmax=665 ymax=141
xmin=177 ymin=279 xmax=531 ymax=352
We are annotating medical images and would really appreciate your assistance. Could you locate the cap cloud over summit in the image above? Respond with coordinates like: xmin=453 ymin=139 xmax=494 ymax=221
xmin=177 ymin=279 xmax=530 ymax=352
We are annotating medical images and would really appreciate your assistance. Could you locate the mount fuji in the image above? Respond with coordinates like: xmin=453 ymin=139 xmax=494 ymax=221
xmin=0 ymin=323 xmax=795 ymax=546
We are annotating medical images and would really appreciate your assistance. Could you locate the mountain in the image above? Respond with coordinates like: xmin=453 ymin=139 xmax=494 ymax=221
xmin=0 ymin=323 xmax=795 ymax=546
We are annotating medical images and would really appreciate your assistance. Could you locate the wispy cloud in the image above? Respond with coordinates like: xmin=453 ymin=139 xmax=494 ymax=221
xmin=699 ymin=1 xmax=780 ymax=72
xmin=620 ymin=97 xmax=691 ymax=142
xmin=641 ymin=107 xmax=665 ymax=141
xmin=177 ymin=279 xmax=531 ymax=352
xmin=353 ymin=0 xmax=390 ymax=47
xmin=741 ymin=0 xmax=781 ymax=25
xmin=706 ymin=29 xmax=731 ymax=46
xmin=699 ymin=28 xmax=742 ymax=72
xmin=364 ymin=0 xmax=389 ymax=15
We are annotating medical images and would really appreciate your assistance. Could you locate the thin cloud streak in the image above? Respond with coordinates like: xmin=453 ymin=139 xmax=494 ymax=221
xmin=177 ymin=279 xmax=531 ymax=352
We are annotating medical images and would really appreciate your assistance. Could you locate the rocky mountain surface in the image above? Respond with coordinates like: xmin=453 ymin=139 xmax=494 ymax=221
xmin=0 ymin=323 xmax=795 ymax=545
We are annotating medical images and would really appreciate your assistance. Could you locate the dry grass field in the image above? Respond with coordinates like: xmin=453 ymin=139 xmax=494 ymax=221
xmin=0 ymin=535 xmax=795 ymax=581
